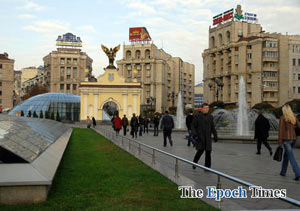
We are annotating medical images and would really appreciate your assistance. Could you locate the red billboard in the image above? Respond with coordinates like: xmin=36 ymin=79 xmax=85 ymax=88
xmin=129 ymin=27 xmax=151 ymax=42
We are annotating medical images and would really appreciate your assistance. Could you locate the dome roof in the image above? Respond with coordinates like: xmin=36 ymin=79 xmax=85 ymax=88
xmin=9 ymin=93 xmax=80 ymax=117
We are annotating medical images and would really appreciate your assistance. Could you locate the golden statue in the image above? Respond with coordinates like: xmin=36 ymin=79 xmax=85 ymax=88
xmin=101 ymin=44 xmax=120 ymax=69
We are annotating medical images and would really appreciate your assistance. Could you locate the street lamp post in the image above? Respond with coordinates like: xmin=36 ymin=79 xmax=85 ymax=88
xmin=208 ymin=78 xmax=224 ymax=102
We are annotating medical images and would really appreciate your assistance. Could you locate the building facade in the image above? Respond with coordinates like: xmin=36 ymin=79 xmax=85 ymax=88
xmin=202 ymin=14 xmax=300 ymax=107
xmin=0 ymin=53 xmax=14 ymax=109
xmin=194 ymin=83 xmax=204 ymax=108
xmin=79 ymin=67 xmax=142 ymax=121
xmin=117 ymin=43 xmax=195 ymax=113
xmin=14 ymin=70 xmax=22 ymax=105
xmin=21 ymin=68 xmax=48 ymax=95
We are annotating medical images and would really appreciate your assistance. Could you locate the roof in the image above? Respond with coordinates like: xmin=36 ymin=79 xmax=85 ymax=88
xmin=0 ymin=53 xmax=12 ymax=60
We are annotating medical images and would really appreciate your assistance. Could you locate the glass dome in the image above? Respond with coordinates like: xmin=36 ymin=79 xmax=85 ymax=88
xmin=9 ymin=93 xmax=80 ymax=121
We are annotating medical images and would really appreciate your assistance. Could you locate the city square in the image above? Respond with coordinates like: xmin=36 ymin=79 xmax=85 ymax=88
xmin=1 ymin=0 xmax=300 ymax=210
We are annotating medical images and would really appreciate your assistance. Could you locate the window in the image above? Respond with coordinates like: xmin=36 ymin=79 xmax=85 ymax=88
xmin=0 ymin=91 xmax=2 ymax=96
xmin=270 ymin=92 xmax=274 ymax=97
xmin=60 ymin=58 xmax=65 ymax=64
xmin=60 ymin=76 xmax=64 ymax=81
xmin=293 ymin=87 xmax=296 ymax=94
xmin=60 ymin=67 xmax=64 ymax=73
xmin=67 ymin=58 xmax=71 ymax=64
xmin=0 ymin=73 xmax=2 ymax=79
xmin=247 ymin=45 xmax=252 ymax=49
xmin=67 ymin=75 xmax=71 ymax=79
xmin=73 ymin=84 xmax=77 ymax=90
xmin=298 ymin=59 xmax=300 ymax=66
xmin=73 ymin=67 xmax=77 ymax=76
xmin=67 ymin=67 xmax=71 ymax=74
xmin=298 ymin=87 xmax=300 ymax=94
xmin=146 ymin=70 xmax=151 ymax=77
xmin=146 ymin=91 xmax=150 ymax=98
xmin=73 ymin=58 xmax=77 ymax=65
xmin=293 ymin=73 xmax=296 ymax=80
xmin=298 ymin=74 xmax=300 ymax=80
xmin=235 ymin=47 xmax=239 ymax=51
xmin=67 ymin=84 xmax=70 ymax=90
xmin=0 ymin=99 xmax=2 ymax=104
xmin=270 ymin=63 xmax=275 ymax=67
xmin=247 ymin=53 xmax=252 ymax=59
xmin=0 ymin=82 xmax=2 ymax=86
xmin=0 ymin=64 xmax=2 ymax=69
xmin=293 ymin=59 xmax=296 ymax=66
xmin=60 ymin=84 xmax=64 ymax=90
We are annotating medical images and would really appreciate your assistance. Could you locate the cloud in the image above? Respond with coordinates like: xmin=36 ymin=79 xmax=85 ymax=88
xmin=76 ymin=25 xmax=96 ymax=33
xmin=18 ymin=14 xmax=36 ymax=19
xmin=17 ymin=1 xmax=44 ymax=11
xmin=23 ymin=20 xmax=70 ymax=34
xmin=127 ymin=1 xmax=157 ymax=15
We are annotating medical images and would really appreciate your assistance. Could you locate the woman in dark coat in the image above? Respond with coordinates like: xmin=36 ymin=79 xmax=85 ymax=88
xmin=192 ymin=103 xmax=217 ymax=169
xmin=254 ymin=112 xmax=272 ymax=155
xmin=92 ymin=117 xmax=96 ymax=128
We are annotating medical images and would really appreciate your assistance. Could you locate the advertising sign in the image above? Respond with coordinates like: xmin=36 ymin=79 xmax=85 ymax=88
xmin=129 ymin=27 xmax=151 ymax=42
xmin=56 ymin=33 xmax=82 ymax=47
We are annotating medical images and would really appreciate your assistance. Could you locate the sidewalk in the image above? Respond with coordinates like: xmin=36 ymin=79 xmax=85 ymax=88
xmin=94 ymin=125 xmax=300 ymax=210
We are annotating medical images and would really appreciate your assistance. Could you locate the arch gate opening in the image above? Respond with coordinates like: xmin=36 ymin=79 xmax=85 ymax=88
xmin=102 ymin=101 xmax=119 ymax=120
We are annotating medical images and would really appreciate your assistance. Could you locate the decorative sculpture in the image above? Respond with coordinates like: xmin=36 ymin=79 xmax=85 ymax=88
xmin=101 ymin=44 xmax=120 ymax=69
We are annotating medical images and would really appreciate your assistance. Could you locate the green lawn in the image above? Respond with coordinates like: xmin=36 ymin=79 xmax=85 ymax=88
xmin=0 ymin=128 xmax=218 ymax=211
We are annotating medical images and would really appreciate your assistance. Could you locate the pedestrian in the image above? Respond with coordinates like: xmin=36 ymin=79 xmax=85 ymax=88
xmin=144 ymin=117 xmax=149 ymax=134
xmin=122 ymin=114 xmax=129 ymax=136
xmin=86 ymin=116 xmax=92 ymax=128
xmin=130 ymin=113 xmax=139 ymax=138
xmin=186 ymin=110 xmax=196 ymax=147
xmin=113 ymin=115 xmax=122 ymax=136
xmin=111 ymin=115 xmax=115 ymax=130
xmin=138 ymin=115 xmax=144 ymax=136
xmin=192 ymin=103 xmax=217 ymax=169
xmin=92 ymin=117 xmax=96 ymax=128
xmin=153 ymin=114 xmax=160 ymax=136
xmin=254 ymin=111 xmax=272 ymax=155
xmin=278 ymin=104 xmax=300 ymax=181
xmin=160 ymin=110 xmax=174 ymax=147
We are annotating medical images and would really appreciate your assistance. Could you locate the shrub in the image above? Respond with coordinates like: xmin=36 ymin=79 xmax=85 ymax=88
xmin=50 ymin=112 xmax=55 ymax=120
xmin=20 ymin=110 xmax=24 ymax=116
xmin=33 ymin=111 xmax=38 ymax=118
xmin=45 ymin=111 xmax=50 ymax=119
xmin=27 ymin=110 xmax=32 ymax=117
xmin=56 ymin=112 xmax=61 ymax=122
xmin=39 ymin=110 xmax=44 ymax=118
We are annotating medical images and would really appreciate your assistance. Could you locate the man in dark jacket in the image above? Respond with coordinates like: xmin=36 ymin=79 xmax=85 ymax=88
xmin=160 ymin=110 xmax=174 ymax=147
xmin=122 ymin=114 xmax=129 ymax=136
xmin=138 ymin=115 xmax=144 ymax=136
xmin=186 ymin=110 xmax=195 ymax=147
xmin=153 ymin=114 xmax=160 ymax=136
xmin=130 ymin=113 xmax=139 ymax=138
xmin=254 ymin=112 xmax=272 ymax=155
xmin=192 ymin=103 xmax=217 ymax=169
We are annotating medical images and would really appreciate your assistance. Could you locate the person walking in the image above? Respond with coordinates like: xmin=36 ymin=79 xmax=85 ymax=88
xmin=254 ymin=112 xmax=272 ymax=155
xmin=144 ymin=117 xmax=149 ymax=134
xmin=153 ymin=114 xmax=160 ymax=136
xmin=160 ymin=110 xmax=174 ymax=147
xmin=130 ymin=113 xmax=139 ymax=139
xmin=186 ymin=110 xmax=196 ymax=147
xmin=192 ymin=103 xmax=217 ymax=169
xmin=278 ymin=104 xmax=300 ymax=181
xmin=122 ymin=114 xmax=129 ymax=136
xmin=113 ymin=115 xmax=122 ymax=136
xmin=92 ymin=117 xmax=96 ymax=128
xmin=86 ymin=116 xmax=92 ymax=128
xmin=138 ymin=115 xmax=144 ymax=136
xmin=111 ymin=115 xmax=115 ymax=131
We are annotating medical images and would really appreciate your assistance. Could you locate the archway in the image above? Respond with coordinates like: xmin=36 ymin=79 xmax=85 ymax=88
xmin=102 ymin=101 xmax=119 ymax=120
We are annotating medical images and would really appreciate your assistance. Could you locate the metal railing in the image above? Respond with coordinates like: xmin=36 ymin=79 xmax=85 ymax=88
xmin=98 ymin=127 xmax=300 ymax=207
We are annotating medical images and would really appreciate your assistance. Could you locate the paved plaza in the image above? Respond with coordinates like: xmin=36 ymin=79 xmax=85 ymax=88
xmin=95 ymin=125 xmax=300 ymax=210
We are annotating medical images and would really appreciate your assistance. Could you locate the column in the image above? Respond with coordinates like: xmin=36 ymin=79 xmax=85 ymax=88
xmin=83 ymin=93 xmax=88 ymax=119
xmin=123 ymin=94 xmax=128 ymax=115
xmin=93 ymin=93 xmax=98 ymax=120
xmin=133 ymin=93 xmax=137 ymax=114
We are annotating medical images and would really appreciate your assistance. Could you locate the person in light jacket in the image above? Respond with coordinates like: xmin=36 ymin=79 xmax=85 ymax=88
xmin=278 ymin=104 xmax=300 ymax=181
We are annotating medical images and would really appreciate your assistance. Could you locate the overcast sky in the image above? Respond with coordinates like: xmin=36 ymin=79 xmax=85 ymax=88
xmin=1 ymin=0 xmax=300 ymax=84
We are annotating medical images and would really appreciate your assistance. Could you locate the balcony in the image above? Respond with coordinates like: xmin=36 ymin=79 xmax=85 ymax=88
xmin=263 ymin=97 xmax=278 ymax=102
xmin=263 ymin=57 xmax=278 ymax=62
xmin=262 ymin=77 xmax=278 ymax=82
xmin=263 ymin=87 xmax=278 ymax=92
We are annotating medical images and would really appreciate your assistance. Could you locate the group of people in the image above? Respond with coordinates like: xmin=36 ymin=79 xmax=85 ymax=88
xmin=87 ymin=103 xmax=300 ymax=181
xmin=110 ymin=113 xmax=160 ymax=138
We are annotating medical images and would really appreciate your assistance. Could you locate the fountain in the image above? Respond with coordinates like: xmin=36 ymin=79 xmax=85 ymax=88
xmin=176 ymin=91 xmax=185 ymax=129
xmin=237 ymin=76 xmax=249 ymax=136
